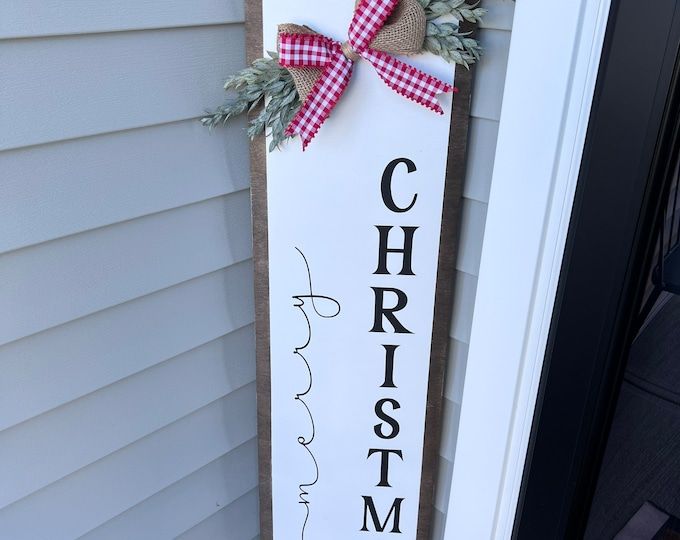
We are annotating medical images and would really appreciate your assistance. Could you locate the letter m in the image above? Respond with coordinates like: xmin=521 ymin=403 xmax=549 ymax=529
xmin=360 ymin=496 xmax=404 ymax=533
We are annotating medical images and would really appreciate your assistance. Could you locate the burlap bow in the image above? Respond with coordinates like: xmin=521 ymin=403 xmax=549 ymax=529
xmin=278 ymin=0 xmax=456 ymax=149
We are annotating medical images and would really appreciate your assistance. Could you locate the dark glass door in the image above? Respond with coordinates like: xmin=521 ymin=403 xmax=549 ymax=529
xmin=514 ymin=1 xmax=680 ymax=538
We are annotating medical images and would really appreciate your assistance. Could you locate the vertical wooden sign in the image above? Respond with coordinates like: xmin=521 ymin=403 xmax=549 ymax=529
xmin=248 ymin=1 xmax=472 ymax=538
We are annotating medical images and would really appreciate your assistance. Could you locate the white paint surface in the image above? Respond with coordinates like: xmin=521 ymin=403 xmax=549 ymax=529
xmin=445 ymin=0 xmax=612 ymax=538
xmin=262 ymin=1 xmax=456 ymax=537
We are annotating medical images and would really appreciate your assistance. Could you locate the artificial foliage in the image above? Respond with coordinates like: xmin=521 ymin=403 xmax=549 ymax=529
xmin=202 ymin=0 xmax=485 ymax=150
xmin=424 ymin=21 xmax=482 ymax=67
xmin=201 ymin=53 xmax=298 ymax=150
xmin=417 ymin=0 xmax=486 ymax=22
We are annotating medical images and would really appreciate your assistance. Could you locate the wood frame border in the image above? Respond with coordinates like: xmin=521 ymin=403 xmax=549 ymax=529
xmin=246 ymin=4 xmax=474 ymax=538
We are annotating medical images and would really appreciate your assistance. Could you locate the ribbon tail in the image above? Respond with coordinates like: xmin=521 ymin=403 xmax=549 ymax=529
xmin=363 ymin=50 xmax=455 ymax=115
xmin=285 ymin=54 xmax=354 ymax=150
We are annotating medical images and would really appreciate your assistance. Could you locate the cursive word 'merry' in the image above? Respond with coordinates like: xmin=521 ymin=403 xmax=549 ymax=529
xmin=291 ymin=247 xmax=341 ymax=539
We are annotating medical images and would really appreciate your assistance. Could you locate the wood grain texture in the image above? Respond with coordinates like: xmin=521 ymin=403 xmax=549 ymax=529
xmin=0 ymin=192 xmax=252 ymax=345
xmin=245 ymin=1 xmax=273 ymax=539
xmin=0 ymin=262 xmax=254 ymax=432
xmin=0 ymin=25 xmax=245 ymax=151
xmin=79 ymin=439 xmax=258 ymax=540
xmin=0 ymin=0 xmax=244 ymax=39
xmin=416 ymin=28 xmax=474 ymax=539
xmin=0 ymin=385 xmax=257 ymax=540
xmin=0 ymin=118 xmax=249 ymax=254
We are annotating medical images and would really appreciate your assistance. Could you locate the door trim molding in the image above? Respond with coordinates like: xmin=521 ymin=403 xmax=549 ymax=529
xmin=444 ymin=1 xmax=612 ymax=538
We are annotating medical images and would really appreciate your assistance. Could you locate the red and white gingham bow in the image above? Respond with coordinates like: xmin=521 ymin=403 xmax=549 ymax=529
xmin=278 ymin=0 xmax=456 ymax=149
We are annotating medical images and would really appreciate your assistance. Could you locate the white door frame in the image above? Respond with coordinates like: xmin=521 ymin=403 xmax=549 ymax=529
xmin=444 ymin=1 xmax=613 ymax=538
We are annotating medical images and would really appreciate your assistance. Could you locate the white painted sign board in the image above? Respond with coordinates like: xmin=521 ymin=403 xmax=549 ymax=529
xmin=252 ymin=2 xmax=469 ymax=538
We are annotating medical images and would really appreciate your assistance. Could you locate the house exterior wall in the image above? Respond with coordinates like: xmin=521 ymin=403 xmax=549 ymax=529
xmin=433 ymin=2 xmax=515 ymax=538
xmin=0 ymin=1 xmax=513 ymax=538
xmin=0 ymin=2 xmax=259 ymax=538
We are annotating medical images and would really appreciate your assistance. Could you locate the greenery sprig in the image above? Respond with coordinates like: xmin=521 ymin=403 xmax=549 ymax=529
xmin=424 ymin=22 xmax=482 ymax=67
xmin=202 ymin=1 xmax=484 ymax=149
xmin=419 ymin=0 xmax=484 ymax=68
xmin=201 ymin=52 xmax=300 ymax=150
xmin=418 ymin=0 xmax=486 ymax=23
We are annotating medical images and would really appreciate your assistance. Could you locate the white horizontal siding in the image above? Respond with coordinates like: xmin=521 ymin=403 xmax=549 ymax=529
xmin=0 ymin=326 xmax=255 ymax=508
xmin=79 ymin=439 xmax=258 ymax=540
xmin=1 ymin=24 xmax=245 ymax=151
xmin=470 ymin=29 xmax=513 ymax=122
xmin=0 ymin=1 xmax=244 ymax=39
xmin=435 ymin=2 xmax=515 ymax=538
xmin=1 ymin=1 xmax=258 ymax=537
xmin=0 ymin=263 xmax=254 ymax=432
xmin=1 ymin=191 xmax=252 ymax=345
xmin=0 ymin=385 xmax=257 ymax=540
xmin=444 ymin=339 xmax=470 ymax=406
xmin=432 ymin=509 xmax=447 ymax=540
xmin=175 ymin=488 xmax=260 ymax=540
xmin=456 ymin=198 xmax=488 ymax=276
xmin=464 ymin=118 xmax=501 ymax=203
xmin=0 ymin=118 xmax=249 ymax=253
xmin=450 ymin=271 xmax=479 ymax=344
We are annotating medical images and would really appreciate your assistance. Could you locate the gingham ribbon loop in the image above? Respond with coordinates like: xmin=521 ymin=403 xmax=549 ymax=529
xmin=278 ymin=0 xmax=455 ymax=150
xmin=347 ymin=0 xmax=395 ymax=52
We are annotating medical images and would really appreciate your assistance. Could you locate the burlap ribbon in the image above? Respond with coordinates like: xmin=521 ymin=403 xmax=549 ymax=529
xmin=279 ymin=0 xmax=427 ymax=101
xmin=277 ymin=0 xmax=454 ymax=149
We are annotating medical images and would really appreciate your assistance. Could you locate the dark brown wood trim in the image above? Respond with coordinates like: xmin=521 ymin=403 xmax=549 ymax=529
xmin=415 ymin=23 xmax=475 ymax=540
xmin=245 ymin=1 xmax=273 ymax=539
